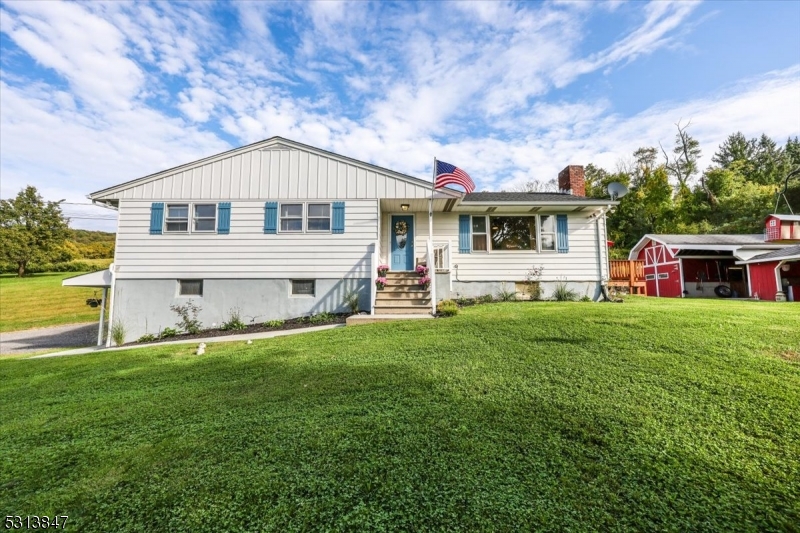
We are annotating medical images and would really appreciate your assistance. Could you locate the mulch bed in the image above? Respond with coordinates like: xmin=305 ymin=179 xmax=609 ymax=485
xmin=129 ymin=314 xmax=349 ymax=346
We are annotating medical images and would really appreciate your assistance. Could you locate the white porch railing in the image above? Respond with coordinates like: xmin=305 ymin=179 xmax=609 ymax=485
xmin=433 ymin=241 xmax=450 ymax=271
xmin=370 ymin=242 xmax=377 ymax=315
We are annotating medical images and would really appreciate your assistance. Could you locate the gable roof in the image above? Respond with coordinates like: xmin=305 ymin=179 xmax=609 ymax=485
xmin=737 ymin=244 xmax=800 ymax=264
xmin=89 ymin=136 xmax=462 ymax=202
xmin=462 ymin=192 xmax=617 ymax=205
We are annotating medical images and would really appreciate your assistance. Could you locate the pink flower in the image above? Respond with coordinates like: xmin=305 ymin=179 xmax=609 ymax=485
xmin=415 ymin=265 xmax=429 ymax=275
xmin=418 ymin=276 xmax=431 ymax=285
xmin=375 ymin=277 xmax=387 ymax=285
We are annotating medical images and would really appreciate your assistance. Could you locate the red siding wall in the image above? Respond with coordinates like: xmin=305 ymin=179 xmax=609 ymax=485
xmin=748 ymin=262 xmax=779 ymax=300
xmin=636 ymin=240 xmax=682 ymax=297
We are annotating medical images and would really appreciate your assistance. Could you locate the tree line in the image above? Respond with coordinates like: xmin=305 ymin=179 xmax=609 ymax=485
xmin=0 ymin=186 xmax=115 ymax=276
xmin=582 ymin=126 xmax=800 ymax=257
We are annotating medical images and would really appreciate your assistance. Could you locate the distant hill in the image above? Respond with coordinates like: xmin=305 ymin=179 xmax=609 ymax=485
xmin=63 ymin=230 xmax=115 ymax=259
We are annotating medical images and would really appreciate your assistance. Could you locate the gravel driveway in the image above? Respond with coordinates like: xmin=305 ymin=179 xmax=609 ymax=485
xmin=0 ymin=323 xmax=98 ymax=355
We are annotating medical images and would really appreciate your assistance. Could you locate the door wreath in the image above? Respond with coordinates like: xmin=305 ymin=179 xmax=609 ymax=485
xmin=395 ymin=220 xmax=408 ymax=249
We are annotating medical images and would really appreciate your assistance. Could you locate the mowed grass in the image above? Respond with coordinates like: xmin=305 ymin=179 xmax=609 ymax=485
xmin=0 ymin=272 xmax=103 ymax=332
xmin=1 ymin=299 xmax=799 ymax=532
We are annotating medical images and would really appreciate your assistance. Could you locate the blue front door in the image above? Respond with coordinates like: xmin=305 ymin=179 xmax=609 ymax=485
xmin=390 ymin=215 xmax=414 ymax=271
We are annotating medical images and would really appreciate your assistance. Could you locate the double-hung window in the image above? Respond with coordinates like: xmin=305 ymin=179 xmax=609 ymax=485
xmin=193 ymin=204 xmax=217 ymax=232
xmin=280 ymin=204 xmax=303 ymax=232
xmin=472 ymin=216 xmax=488 ymax=251
xmin=307 ymin=204 xmax=331 ymax=231
xmin=539 ymin=215 xmax=556 ymax=251
xmin=165 ymin=204 xmax=189 ymax=232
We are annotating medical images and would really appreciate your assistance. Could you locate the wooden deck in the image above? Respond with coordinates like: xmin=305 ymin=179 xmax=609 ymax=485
xmin=608 ymin=260 xmax=647 ymax=295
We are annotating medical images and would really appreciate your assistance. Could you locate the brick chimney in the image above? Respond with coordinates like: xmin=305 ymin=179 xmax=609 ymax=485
xmin=558 ymin=165 xmax=585 ymax=197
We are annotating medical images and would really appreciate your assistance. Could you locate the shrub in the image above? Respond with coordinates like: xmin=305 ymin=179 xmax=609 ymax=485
xmin=221 ymin=308 xmax=248 ymax=331
xmin=552 ymin=282 xmax=578 ymax=301
xmin=344 ymin=291 xmax=360 ymax=314
xmin=110 ymin=321 xmax=126 ymax=346
xmin=437 ymin=300 xmax=459 ymax=317
xmin=264 ymin=319 xmax=284 ymax=328
xmin=496 ymin=283 xmax=517 ymax=302
xmin=170 ymin=300 xmax=203 ymax=334
xmin=160 ymin=327 xmax=178 ymax=338
xmin=307 ymin=312 xmax=335 ymax=324
xmin=525 ymin=265 xmax=544 ymax=300
xmin=580 ymin=295 xmax=592 ymax=302
xmin=137 ymin=333 xmax=157 ymax=343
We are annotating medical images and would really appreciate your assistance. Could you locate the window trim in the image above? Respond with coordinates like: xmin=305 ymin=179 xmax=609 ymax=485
xmin=290 ymin=279 xmax=316 ymax=297
xmin=193 ymin=203 xmax=217 ymax=233
xmin=538 ymin=214 xmax=557 ymax=253
xmin=163 ymin=203 xmax=222 ymax=234
xmin=469 ymin=214 xmax=562 ymax=253
xmin=178 ymin=279 xmax=203 ymax=297
xmin=471 ymin=215 xmax=488 ymax=253
xmin=164 ymin=203 xmax=190 ymax=234
xmin=306 ymin=203 xmax=332 ymax=233
xmin=278 ymin=202 xmax=334 ymax=234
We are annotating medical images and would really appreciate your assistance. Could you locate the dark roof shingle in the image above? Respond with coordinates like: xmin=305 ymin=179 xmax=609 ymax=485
xmin=463 ymin=192 xmax=607 ymax=203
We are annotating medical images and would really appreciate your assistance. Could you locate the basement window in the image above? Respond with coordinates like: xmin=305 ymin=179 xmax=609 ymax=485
xmin=291 ymin=280 xmax=315 ymax=296
xmin=179 ymin=279 xmax=203 ymax=297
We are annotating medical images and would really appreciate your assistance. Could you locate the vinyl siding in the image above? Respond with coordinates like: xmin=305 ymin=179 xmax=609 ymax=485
xmin=380 ymin=212 xmax=606 ymax=281
xmin=114 ymin=200 xmax=378 ymax=279
xmin=99 ymin=148 xmax=437 ymax=201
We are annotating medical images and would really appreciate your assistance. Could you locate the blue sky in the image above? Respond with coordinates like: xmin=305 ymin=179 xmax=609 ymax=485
xmin=1 ymin=0 xmax=798 ymax=231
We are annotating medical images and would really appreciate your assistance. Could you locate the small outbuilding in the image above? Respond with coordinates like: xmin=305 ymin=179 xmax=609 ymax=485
xmin=629 ymin=215 xmax=800 ymax=300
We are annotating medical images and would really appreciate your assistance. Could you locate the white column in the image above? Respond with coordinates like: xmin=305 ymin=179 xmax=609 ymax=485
xmin=97 ymin=287 xmax=107 ymax=346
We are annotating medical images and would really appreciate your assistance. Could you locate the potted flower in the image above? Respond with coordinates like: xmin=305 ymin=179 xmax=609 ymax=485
xmin=415 ymin=264 xmax=429 ymax=276
xmin=375 ymin=276 xmax=387 ymax=290
xmin=377 ymin=264 xmax=390 ymax=277
xmin=418 ymin=275 xmax=431 ymax=290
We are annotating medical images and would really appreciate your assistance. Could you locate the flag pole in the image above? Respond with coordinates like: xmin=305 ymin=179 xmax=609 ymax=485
xmin=429 ymin=157 xmax=435 ymax=247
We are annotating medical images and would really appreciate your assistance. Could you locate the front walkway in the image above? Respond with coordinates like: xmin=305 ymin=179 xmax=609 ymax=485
xmin=0 ymin=323 xmax=98 ymax=356
xmin=29 ymin=324 xmax=345 ymax=359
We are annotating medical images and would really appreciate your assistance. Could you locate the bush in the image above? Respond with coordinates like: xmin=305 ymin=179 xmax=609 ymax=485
xmin=137 ymin=333 xmax=157 ymax=343
xmin=0 ymin=261 xmax=99 ymax=274
xmin=170 ymin=300 xmax=203 ymax=334
xmin=220 ymin=308 xmax=248 ymax=331
xmin=525 ymin=265 xmax=545 ymax=300
xmin=437 ymin=300 xmax=459 ymax=317
xmin=160 ymin=327 xmax=178 ymax=339
xmin=344 ymin=291 xmax=360 ymax=314
xmin=264 ymin=319 xmax=284 ymax=328
xmin=552 ymin=282 xmax=578 ymax=302
xmin=478 ymin=294 xmax=494 ymax=304
xmin=110 ymin=321 xmax=126 ymax=346
xmin=580 ymin=295 xmax=592 ymax=302
xmin=307 ymin=312 xmax=335 ymax=325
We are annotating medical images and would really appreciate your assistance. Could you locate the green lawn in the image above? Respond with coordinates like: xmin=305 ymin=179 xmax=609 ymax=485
xmin=1 ymin=299 xmax=798 ymax=532
xmin=0 ymin=272 xmax=103 ymax=332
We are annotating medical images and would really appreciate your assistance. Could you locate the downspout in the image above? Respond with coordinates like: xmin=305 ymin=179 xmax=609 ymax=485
xmin=594 ymin=207 xmax=609 ymax=300
xmin=775 ymin=260 xmax=786 ymax=299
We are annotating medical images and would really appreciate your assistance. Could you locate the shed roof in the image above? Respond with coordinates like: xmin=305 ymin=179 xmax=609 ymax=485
xmin=768 ymin=214 xmax=800 ymax=222
xmin=644 ymin=234 xmax=766 ymax=246
xmin=737 ymin=244 xmax=800 ymax=264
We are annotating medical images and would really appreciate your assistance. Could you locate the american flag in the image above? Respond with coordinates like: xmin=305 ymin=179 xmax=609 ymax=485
xmin=435 ymin=160 xmax=475 ymax=193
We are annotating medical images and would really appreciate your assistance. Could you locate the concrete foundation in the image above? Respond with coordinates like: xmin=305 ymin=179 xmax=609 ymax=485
xmin=112 ymin=278 xmax=369 ymax=341
xmin=441 ymin=280 xmax=602 ymax=301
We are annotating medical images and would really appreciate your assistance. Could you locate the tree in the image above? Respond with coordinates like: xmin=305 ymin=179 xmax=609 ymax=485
xmin=0 ymin=186 xmax=70 ymax=276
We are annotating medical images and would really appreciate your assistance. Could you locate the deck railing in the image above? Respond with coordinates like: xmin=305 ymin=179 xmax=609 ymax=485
xmin=608 ymin=260 xmax=647 ymax=295
xmin=433 ymin=241 xmax=450 ymax=271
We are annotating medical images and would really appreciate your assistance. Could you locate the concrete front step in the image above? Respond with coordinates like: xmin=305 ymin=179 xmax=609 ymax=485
xmin=374 ymin=306 xmax=432 ymax=315
xmin=383 ymin=279 xmax=427 ymax=287
xmin=347 ymin=314 xmax=434 ymax=325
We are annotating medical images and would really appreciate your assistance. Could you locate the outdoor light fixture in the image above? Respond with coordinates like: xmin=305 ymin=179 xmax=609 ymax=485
xmin=781 ymin=264 xmax=791 ymax=272
xmin=401 ymin=204 xmax=410 ymax=211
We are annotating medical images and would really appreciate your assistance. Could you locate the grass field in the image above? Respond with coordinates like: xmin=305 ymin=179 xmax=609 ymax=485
xmin=1 ymin=299 xmax=799 ymax=532
xmin=0 ymin=272 xmax=103 ymax=332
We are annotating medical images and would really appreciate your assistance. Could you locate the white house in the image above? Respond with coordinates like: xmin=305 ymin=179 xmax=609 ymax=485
xmin=81 ymin=137 xmax=617 ymax=341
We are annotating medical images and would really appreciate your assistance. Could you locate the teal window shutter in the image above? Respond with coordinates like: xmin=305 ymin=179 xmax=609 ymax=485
xmin=459 ymin=215 xmax=471 ymax=254
xmin=556 ymin=214 xmax=569 ymax=253
xmin=217 ymin=202 xmax=231 ymax=234
xmin=264 ymin=202 xmax=278 ymax=234
xmin=332 ymin=202 xmax=345 ymax=234
xmin=149 ymin=203 xmax=164 ymax=235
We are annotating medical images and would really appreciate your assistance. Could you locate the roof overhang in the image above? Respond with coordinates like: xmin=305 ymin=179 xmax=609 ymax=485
xmin=628 ymin=234 xmax=783 ymax=260
xmin=62 ymin=270 xmax=112 ymax=288
xmin=737 ymin=253 xmax=800 ymax=265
